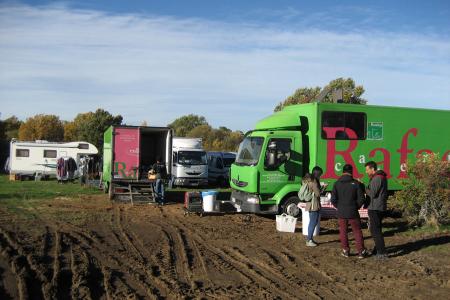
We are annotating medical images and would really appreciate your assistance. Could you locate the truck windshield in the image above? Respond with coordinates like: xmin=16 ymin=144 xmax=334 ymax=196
xmin=235 ymin=137 xmax=264 ymax=166
xmin=178 ymin=151 xmax=207 ymax=165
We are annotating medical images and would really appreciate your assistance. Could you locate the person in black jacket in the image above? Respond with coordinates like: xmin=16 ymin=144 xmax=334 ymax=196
xmin=152 ymin=157 xmax=167 ymax=205
xmin=331 ymin=164 xmax=368 ymax=258
xmin=365 ymin=161 xmax=388 ymax=259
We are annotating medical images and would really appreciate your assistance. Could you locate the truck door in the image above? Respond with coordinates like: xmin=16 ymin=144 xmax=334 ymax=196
xmin=113 ymin=128 xmax=140 ymax=179
xmin=259 ymin=137 xmax=293 ymax=196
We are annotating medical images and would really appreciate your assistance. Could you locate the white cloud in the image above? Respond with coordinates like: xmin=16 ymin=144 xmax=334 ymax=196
xmin=0 ymin=4 xmax=449 ymax=130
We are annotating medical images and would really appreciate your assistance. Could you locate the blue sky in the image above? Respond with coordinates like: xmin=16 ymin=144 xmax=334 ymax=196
xmin=1 ymin=0 xmax=449 ymax=130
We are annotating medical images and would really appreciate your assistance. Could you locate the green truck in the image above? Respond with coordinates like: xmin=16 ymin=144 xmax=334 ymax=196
xmin=230 ymin=103 xmax=450 ymax=216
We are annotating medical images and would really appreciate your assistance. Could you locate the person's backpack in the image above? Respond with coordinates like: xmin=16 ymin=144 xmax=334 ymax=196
xmin=298 ymin=182 xmax=314 ymax=202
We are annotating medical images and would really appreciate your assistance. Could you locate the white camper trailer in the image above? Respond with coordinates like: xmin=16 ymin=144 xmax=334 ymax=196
xmin=9 ymin=139 xmax=98 ymax=178
xmin=172 ymin=138 xmax=208 ymax=187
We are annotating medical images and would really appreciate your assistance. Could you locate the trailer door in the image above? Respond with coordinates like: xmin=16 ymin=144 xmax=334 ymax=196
xmin=113 ymin=128 xmax=140 ymax=179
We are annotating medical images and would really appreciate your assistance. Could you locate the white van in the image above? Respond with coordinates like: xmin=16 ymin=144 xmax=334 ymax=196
xmin=9 ymin=139 xmax=98 ymax=178
xmin=207 ymin=152 xmax=236 ymax=186
xmin=172 ymin=138 xmax=208 ymax=187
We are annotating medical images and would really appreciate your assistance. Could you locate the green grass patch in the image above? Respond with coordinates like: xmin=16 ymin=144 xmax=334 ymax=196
xmin=402 ymin=224 xmax=450 ymax=237
xmin=0 ymin=174 xmax=102 ymax=200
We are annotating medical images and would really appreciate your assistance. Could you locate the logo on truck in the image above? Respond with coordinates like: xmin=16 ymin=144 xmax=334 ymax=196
xmin=322 ymin=127 xmax=449 ymax=179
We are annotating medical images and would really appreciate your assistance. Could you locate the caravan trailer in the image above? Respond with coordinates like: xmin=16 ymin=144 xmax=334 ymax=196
xmin=9 ymin=139 xmax=98 ymax=178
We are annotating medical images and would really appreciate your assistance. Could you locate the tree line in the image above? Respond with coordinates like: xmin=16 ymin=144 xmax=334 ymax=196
xmin=0 ymin=77 xmax=366 ymax=154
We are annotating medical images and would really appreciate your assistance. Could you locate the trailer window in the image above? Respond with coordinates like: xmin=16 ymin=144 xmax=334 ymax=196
xmin=78 ymin=143 xmax=89 ymax=149
xmin=16 ymin=149 xmax=29 ymax=157
xmin=321 ymin=111 xmax=366 ymax=140
xmin=44 ymin=150 xmax=57 ymax=158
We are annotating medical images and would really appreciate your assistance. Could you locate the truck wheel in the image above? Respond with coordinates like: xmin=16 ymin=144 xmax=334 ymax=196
xmin=108 ymin=183 xmax=114 ymax=201
xmin=281 ymin=196 xmax=300 ymax=217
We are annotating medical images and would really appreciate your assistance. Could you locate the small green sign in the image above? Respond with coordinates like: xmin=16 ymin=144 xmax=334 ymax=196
xmin=368 ymin=122 xmax=383 ymax=140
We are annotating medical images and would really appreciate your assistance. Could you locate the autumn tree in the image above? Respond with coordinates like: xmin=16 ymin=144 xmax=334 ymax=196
xmin=168 ymin=114 xmax=208 ymax=137
xmin=187 ymin=124 xmax=214 ymax=148
xmin=18 ymin=114 xmax=64 ymax=141
xmin=186 ymin=124 xmax=243 ymax=152
xmin=274 ymin=77 xmax=366 ymax=111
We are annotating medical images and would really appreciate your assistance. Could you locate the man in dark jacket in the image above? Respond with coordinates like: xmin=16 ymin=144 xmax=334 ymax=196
xmin=152 ymin=157 xmax=167 ymax=205
xmin=331 ymin=164 xmax=368 ymax=258
xmin=365 ymin=161 xmax=388 ymax=259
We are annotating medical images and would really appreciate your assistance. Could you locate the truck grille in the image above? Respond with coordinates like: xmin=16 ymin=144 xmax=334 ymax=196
xmin=186 ymin=172 xmax=201 ymax=175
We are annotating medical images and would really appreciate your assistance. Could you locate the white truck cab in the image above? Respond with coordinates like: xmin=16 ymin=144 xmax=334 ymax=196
xmin=172 ymin=138 xmax=208 ymax=187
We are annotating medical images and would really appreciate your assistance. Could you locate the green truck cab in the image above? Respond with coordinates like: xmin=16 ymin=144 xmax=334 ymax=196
xmin=230 ymin=103 xmax=450 ymax=217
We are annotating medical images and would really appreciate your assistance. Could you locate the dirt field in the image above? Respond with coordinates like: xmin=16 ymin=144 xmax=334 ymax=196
xmin=0 ymin=195 xmax=449 ymax=300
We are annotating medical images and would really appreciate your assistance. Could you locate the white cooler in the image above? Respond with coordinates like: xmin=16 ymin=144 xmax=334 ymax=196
xmin=201 ymin=191 xmax=218 ymax=212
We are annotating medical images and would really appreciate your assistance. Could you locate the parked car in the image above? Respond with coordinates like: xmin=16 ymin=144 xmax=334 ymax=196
xmin=208 ymin=151 xmax=236 ymax=187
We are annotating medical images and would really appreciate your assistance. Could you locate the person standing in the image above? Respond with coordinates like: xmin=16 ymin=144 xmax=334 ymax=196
xmin=365 ymin=161 xmax=388 ymax=259
xmin=305 ymin=166 xmax=323 ymax=247
xmin=331 ymin=164 xmax=368 ymax=258
xmin=152 ymin=157 xmax=167 ymax=205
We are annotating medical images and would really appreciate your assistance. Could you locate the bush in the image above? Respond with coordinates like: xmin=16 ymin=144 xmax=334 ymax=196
xmin=392 ymin=153 xmax=450 ymax=228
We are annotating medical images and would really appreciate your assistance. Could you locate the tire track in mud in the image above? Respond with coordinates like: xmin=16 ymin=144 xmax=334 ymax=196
xmin=0 ymin=227 xmax=45 ymax=300
xmin=6 ymin=204 xmax=149 ymax=300
xmin=70 ymin=241 xmax=108 ymax=300
xmin=160 ymin=215 xmax=301 ymax=299
xmin=112 ymin=206 xmax=183 ymax=299
xmin=61 ymin=229 xmax=140 ymax=300
xmin=171 ymin=213 xmax=359 ymax=299
xmin=146 ymin=215 xmax=260 ymax=297
xmin=120 ymin=206 xmax=200 ymax=297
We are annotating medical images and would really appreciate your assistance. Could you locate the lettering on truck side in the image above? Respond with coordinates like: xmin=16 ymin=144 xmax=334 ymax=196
xmin=322 ymin=127 xmax=449 ymax=179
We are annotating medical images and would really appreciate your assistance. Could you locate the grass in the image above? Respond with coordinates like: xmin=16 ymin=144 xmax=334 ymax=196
xmin=0 ymin=174 xmax=102 ymax=200
xmin=402 ymin=224 xmax=450 ymax=236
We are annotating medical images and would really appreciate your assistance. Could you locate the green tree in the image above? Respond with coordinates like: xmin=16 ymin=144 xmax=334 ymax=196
xmin=18 ymin=114 xmax=64 ymax=141
xmin=0 ymin=116 xmax=22 ymax=140
xmin=168 ymin=114 xmax=208 ymax=137
xmin=64 ymin=109 xmax=122 ymax=152
xmin=275 ymin=77 xmax=366 ymax=111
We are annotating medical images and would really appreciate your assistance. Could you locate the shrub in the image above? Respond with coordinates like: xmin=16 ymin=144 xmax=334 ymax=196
xmin=392 ymin=153 xmax=450 ymax=228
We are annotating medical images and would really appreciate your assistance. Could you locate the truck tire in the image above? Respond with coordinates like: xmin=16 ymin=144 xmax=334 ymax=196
xmin=108 ymin=183 xmax=114 ymax=201
xmin=281 ymin=196 xmax=300 ymax=217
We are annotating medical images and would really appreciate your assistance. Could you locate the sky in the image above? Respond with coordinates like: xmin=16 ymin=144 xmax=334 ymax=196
xmin=0 ymin=0 xmax=449 ymax=131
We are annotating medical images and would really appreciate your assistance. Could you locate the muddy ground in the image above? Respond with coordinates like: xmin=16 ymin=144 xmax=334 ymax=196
xmin=0 ymin=195 xmax=449 ymax=300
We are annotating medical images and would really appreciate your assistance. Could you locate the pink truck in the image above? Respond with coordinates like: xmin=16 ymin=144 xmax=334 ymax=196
xmin=102 ymin=126 xmax=173 ymax=202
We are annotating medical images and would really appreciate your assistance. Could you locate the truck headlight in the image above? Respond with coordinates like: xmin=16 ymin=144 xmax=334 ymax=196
xmin=247 ymin=197 xmax=259 ymax=204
